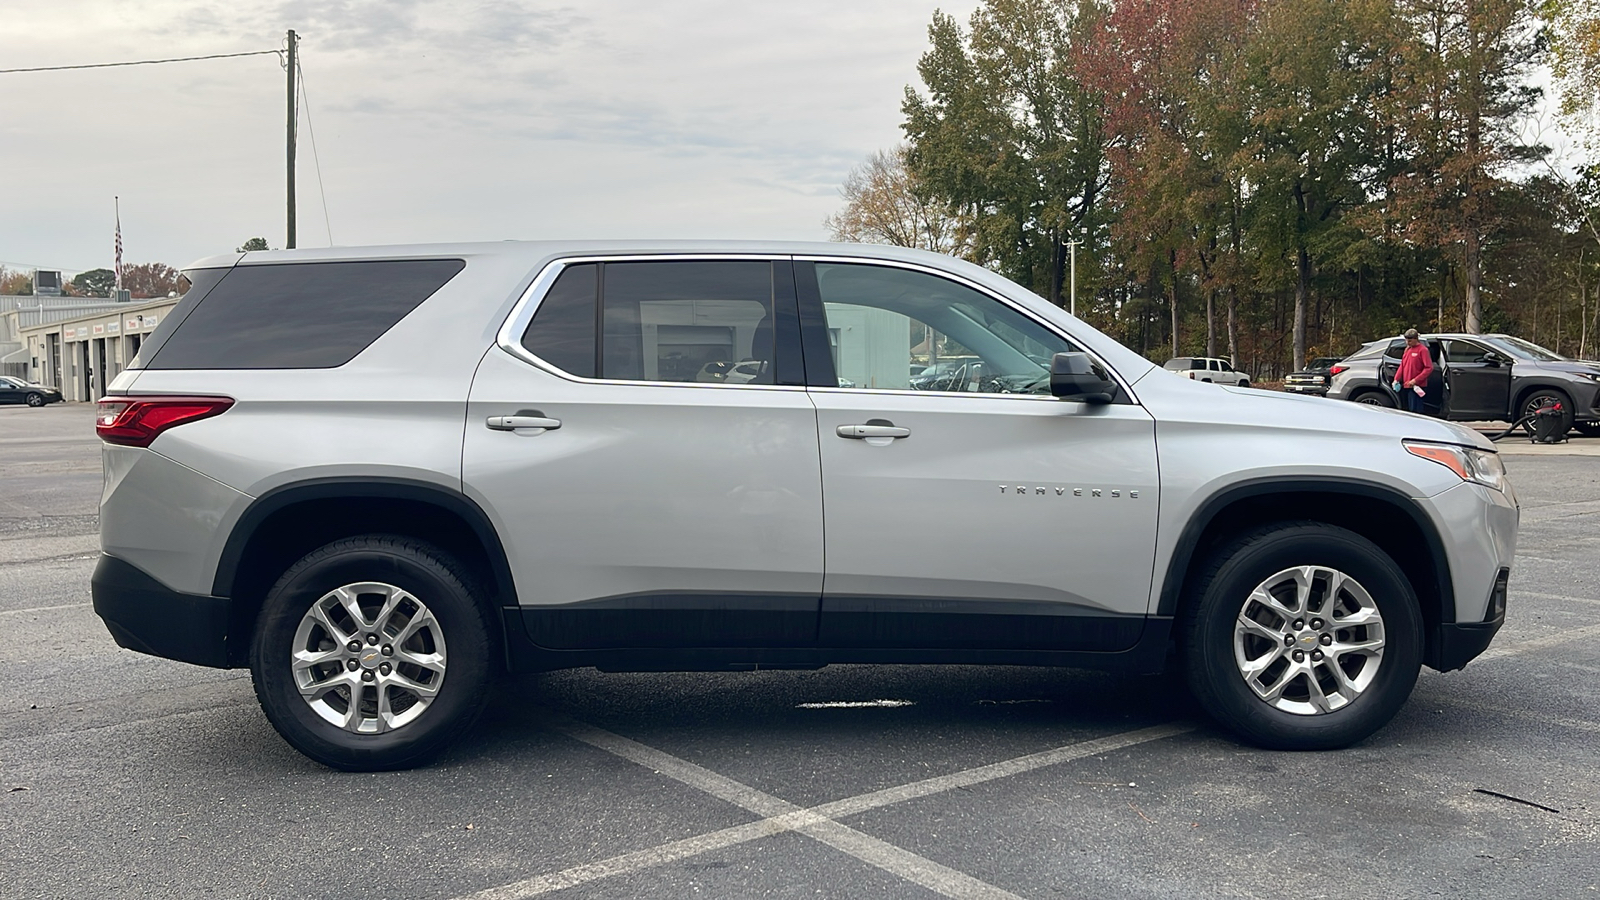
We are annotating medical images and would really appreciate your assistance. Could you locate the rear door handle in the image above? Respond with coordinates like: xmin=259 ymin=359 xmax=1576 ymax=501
xmin=487 ymin=414 xmax=561 ymax=432
xmin=836 ymin=423 xmax=910 ymax=439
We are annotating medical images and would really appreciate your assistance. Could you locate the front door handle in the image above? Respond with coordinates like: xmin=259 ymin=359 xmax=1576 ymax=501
xmin=487 ymin=414 xmax=561 ymax=432
xmin=837 ymin=422 xmax=910 ymax=439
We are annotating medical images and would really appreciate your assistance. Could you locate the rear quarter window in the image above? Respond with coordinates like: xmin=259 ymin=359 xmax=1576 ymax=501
xmin=143 ymin=259 xmax=465 ymax=370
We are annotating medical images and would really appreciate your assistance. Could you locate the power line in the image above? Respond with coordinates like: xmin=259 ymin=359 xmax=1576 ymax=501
xmin=0 ymin=50 xmax=281 ymax=75
xmin=296 ymin=63 xmax=335 ymax=246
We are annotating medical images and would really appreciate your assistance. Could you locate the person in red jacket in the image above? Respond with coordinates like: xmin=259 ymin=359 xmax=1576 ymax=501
xmin=1395 ymin=328 xmax=1434 ymax=414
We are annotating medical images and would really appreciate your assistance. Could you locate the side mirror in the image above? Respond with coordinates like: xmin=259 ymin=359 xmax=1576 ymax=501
xmin=1478 ymin=354 xmax=1501 ymax=367
xmin=1049 ymin=352 xmax=1117 ymax=404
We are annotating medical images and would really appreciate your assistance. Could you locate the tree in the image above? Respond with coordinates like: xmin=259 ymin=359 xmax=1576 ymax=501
xmin=902 ymin=0 xmax=1108 ymax=306
xmin=1545 ymin=0 xmax=1600 ymax=140
xmin=1382 ymin=0 xmax=1547 ymax=333
xmin=237 ymin=237 xmax=271 ymax=252
xmin=825 ymin=147 xmax=970 ymax=254
xmin=121 ymin=263 xmax=184 ymax=299
xmin=0 ymin=266 xmax=32 ymax=295
xmin=69 ymin=268 xmax=117 ymax=298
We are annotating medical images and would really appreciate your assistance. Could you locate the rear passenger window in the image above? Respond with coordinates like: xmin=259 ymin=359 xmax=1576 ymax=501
xmin=145 ymin=259 xmax=465 ymax=369
xmin=520 ymin=260 xmax=776 ymax=385
xmin=522 ymin=264 xmax=596 ymax=378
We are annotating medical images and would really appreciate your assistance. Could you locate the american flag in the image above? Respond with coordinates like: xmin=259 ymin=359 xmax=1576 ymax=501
xmin=114 ymin=196 xmax=123 ymax=292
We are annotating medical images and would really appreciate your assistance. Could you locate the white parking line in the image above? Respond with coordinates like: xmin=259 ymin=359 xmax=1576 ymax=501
xmin=0 ymin=601 xmax=91 ymax=616
xmin=456 ymin=720 xmax=1189 ymax=900
xmin=1513 ymin=590 xmax=1600 ymax=606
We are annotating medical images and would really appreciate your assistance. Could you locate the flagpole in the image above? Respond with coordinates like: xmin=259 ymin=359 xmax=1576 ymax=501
xmin=114 ymin=196 xmax=123 ymax=294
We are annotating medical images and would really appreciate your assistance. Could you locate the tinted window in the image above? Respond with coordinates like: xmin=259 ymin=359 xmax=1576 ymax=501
xmin=145 ymin=259 xmax=465 ymax=369
xmin=126 ymin=267 xmax=232 ymax=369
xmin=1445 ymin=340 xmax=1490 ymax=363
xmin=814 ymin=263 xmax=1072 ymax=394
xmin=521 ymin=264 xmax=596 ymax=378
xmin=599 ymin=261 xmax=774 ymax=384
xmin=1383 ymin=340 xmax=1406 ymax=360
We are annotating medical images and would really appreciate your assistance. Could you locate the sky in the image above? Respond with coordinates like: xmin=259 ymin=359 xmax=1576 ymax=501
xmin=0 ymin=0 xmax=983 ymax=276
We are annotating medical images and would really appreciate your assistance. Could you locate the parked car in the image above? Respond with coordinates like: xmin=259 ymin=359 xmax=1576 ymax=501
xmin=909 ymin=358 xmax=984 ymax=391
xmin=1283 ymin=357 xmax=1347 ymax=396
xmin=0 ymin=375 xmax=63 ymax=407
xmin=1327 ymin=333 xmax=1600 ymax=435
xmin=1161 ymin=356 xmax=1250 ymax=387
xmin=93 ymin=241 xmax=1516 ymax=770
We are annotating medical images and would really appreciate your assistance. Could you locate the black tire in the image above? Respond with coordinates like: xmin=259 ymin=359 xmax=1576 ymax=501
xmin=1517 ymin=388 xmax=1574 ymax=436
xmin=1180 ymin=522 xmax=1422 ymax=750
xmin=1352 ymin=390 xmax=1394 ymax=408
xmin=25 ymin=392 xmax=44 ymax=407
xmin=250 ymin=535 xmax=494 ymax=771
xmin=1238 ymin=379 xmax=1251 ymax=389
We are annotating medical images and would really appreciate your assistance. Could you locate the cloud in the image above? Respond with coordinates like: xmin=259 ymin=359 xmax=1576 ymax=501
xmin=1 ymin=0 xmax=979 ymax=270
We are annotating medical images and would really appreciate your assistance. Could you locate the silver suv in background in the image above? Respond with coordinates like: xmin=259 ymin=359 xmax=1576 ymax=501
xmin=94 ymin=242 xmax=1517 ymax=770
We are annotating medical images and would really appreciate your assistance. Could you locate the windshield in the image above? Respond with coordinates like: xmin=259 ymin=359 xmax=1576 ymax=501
xmin=1488 ymin=336 xmax=1566 ymax=362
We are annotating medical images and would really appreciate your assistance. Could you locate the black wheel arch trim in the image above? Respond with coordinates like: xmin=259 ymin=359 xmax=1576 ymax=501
xmin=211 ymin=477 xmax=518 ymax=609
xmin=1156 ymin=476 xmax=1456 ymax=624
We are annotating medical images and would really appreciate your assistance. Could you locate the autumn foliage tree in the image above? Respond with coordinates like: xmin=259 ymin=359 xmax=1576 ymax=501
xmin=120 ymin=263 xmax=185 ymax=299
xmin=825 ymin=147 xmax=969 ymax=254
xmin=845 ymin=0 xmax=1586 ymax=376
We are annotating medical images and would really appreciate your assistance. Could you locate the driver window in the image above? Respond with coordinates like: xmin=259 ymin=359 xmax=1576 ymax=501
xmin=814 ymin=263 xmax=1073 ymax=394
xmin=1445 ymin=341 xmax=1489 ymax=363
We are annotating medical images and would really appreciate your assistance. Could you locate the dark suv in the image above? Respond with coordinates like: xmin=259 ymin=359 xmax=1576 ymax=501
xmin=1327 ymin=333 xmax=1600 ymax=435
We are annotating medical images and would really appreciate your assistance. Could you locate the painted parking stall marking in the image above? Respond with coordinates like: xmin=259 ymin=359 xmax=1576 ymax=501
xmin=457 ymin=719 xmax=1190 ymax=900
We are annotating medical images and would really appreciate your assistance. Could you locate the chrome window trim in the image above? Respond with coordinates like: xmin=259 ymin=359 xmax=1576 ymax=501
xmin=495 ymin=254 xmax=807 ymax=392
xmin=794 ymin=254 xmax=1139 ymax=403
xmin=496 ymin=252 xmax=1138 ymax=402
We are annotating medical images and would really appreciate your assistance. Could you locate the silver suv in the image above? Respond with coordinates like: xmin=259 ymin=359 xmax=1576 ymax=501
xmin=93 ymin=242 xmax=1518 ymax=770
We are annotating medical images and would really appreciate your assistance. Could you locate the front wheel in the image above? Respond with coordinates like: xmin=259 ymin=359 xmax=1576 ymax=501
xmin=25 ymin=392 xmax=44 ymax=407
xmin=1180 ymin=522 xmax=1422 ymax=750
xmin=1519 ymin=389 xmax=1573 ymax=436
xmin=250 ymin=536 xmax=494 ymax=770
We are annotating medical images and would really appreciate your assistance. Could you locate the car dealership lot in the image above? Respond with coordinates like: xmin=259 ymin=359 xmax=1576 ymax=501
xmin=2 ymin=403 xmax=1597 ymax=899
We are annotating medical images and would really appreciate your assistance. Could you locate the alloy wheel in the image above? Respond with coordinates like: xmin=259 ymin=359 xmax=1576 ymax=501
xmin=1233 ymin=565 xmax=1386 ymax=715
xmin=290 ymin=581 xmax=448 ymax=734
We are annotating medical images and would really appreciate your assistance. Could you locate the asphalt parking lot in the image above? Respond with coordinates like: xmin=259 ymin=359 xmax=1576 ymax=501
xmin=2 ymin=403 xmax=1597 ymax=899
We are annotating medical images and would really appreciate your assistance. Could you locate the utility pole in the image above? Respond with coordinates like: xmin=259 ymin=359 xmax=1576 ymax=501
xmin=286 ymin=29 xmax=298 ymax=249
xmin=1064 ymin=228 xmax=1086 ymax=317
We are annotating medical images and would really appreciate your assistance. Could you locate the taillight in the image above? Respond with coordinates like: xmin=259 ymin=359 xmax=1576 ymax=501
xmin=96 ymin=396 xmax=234 ymax=447
xmin=1329 ymin=365 xmax=1347 ymax=376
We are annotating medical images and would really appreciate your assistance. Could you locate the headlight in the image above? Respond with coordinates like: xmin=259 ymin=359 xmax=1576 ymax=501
xmin=1577 ymin=371 xmax=1600 ymax=383
xmin=1404 ymin=441 xmax=1508 ymax=492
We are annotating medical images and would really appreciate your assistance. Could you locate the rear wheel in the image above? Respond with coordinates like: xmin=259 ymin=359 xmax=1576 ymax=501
xmin=250 ymin=535 xmax=493 ymax=770
xmin=1352 ymin=390 xmax=1394 ymax=408
xmin=1181 ymin=522 xmax=1422 ymax=750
